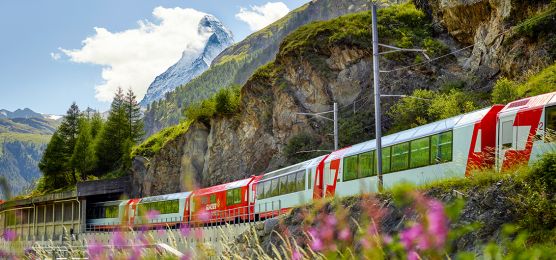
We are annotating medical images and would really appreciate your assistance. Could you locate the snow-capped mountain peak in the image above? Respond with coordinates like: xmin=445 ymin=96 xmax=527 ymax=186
xmin=139 ymin=14 xmax=234 ymax=107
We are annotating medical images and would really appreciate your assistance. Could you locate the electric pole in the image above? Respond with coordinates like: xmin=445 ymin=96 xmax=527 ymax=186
xmin=371 ymin=3 xmax=384 ymax=191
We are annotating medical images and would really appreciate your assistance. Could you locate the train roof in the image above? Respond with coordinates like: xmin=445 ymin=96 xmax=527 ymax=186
xmin=192 ymin=177 xmax=257 ymax=197
xmin=89 ymin=200 xmax=127 ymax=207
xmin=139 ymin=191 xmax=192 ymax=203
xmin=342 ymin=106 xmax=496 ymax=158
xmin=499 ymin=91 xmax=556 ymax=115
xmin=257 ymin=156 xmax=326 ymax=182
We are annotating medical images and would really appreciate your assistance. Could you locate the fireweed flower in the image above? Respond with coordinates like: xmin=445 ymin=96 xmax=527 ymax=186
xmin=180 ymin=223 xmax=191 ymax=237
xmin=112 ymin=231 xmax=127 ymax=250
xmin=2 ymin=229 xmax=16 ymax=241
xmin=400 ymin=196 xmax=449 ymax=256
xmin=292 ymin=249 xmax=302 ymax=260
xmin=87 ymin=241 xmax=105 ymax=259
xmin=146 ymin=210 xmax=160 ymax=221
xmin=338 ymin=227 xmax=351 ymax=241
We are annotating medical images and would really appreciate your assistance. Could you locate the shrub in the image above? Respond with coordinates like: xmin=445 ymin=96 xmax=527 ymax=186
xmin=284 ymin=132 xmax=323 ymax=164
xmin=422 ymin=38 xmax=450 ymax=58
xmin=492 ymin=77 xmax=520 ymax=104
xmin=215 ymin=85 xmax=241 ymax=115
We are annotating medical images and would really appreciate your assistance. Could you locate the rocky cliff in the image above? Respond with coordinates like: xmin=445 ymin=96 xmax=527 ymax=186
xmin=132 ymin=0 xmax=556 ymax=196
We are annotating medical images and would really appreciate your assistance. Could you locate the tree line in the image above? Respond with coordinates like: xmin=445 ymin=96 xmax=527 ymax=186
xmin=37 ymin=87 xmax=143 ymax=192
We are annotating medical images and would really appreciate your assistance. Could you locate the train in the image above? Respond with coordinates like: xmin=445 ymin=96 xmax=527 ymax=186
xmin=86 ymin=91 xmax=556 ymax=229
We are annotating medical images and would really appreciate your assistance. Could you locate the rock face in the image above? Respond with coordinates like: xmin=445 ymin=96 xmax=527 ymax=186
xmin=415 ymin=0 xmax=555 ymax=79
xmin=139 ymin=15 xmax=234 ymax=107
xmin=130 ymin=123 xmax=209 ymax=197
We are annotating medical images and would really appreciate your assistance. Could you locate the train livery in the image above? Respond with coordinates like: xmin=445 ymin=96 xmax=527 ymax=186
xmin=86 ymin=91 xmax=556 ymax=228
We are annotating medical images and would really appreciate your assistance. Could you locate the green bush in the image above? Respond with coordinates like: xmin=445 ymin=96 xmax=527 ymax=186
xmin=215 ymin=85 xmax=241 ymax=115
xmin=517 ymin=62 xmax=556 ymax=97
xmin=284 ymin=132 xmax=323 ymax=164
xmin=422 ymin=38 xmax=450 ymax=58
xmin=132 ymin=120 xmax=192 ymax=158
xmin=492 ymin=77 xmax=520 ymax=104
xmin=388 ymin=89 xmax=477 ymax=133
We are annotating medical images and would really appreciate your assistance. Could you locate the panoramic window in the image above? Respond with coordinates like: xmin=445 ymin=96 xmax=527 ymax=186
xmin=296 ymin=171 xmax=305 ymax=191
xmin=359 ymin=151 xmax=374 ymax=178
xmin=410 ymin=137 xmax=430 ymax=168
xmin=391 ymin=142 xmax=409 ymax=172
xmin=546 ymin=106 xmax=556 ymax=142
xmin=431 ymin=131 xmax=453 ymax=163
xmin=343 ymin=155 xmax=358 ymax=181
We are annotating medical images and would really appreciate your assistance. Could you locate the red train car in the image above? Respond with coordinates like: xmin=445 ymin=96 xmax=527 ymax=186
xmin=190 ymin=176 xmax=261 ymax=224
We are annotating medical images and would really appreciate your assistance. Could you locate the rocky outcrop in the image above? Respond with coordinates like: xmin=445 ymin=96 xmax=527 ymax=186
xmin=130 ymin=123 xmax=209 ymax=197
xmin=415 ymin=0 xmax=555 ymax=79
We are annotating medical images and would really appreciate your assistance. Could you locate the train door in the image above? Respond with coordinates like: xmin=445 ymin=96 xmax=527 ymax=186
xmin=497 ymin=114 xmax=516 ymax=171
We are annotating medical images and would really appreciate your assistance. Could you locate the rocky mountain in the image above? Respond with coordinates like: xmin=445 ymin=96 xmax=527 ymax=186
xmin=0 ymin=108 xmax=59 ymax=197
xmin=131 ymin=0 xmax=556 ymax=196
xmin=143 ymin=0 xmax=372 ymax=135
xmin=0 ymin=108 xmax=44 ymax=119
xmin=139 ymin=15 xmax=234 ymax=107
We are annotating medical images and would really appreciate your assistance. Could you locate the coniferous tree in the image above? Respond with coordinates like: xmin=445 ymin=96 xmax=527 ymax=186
xmin=124 ymin=88 xmax=144 ymax=143
xmin=96 ymin=87 xmax=128 ymax=173
xmin=58 ymin=102 xmax=81 ymax=183
xmin=38 ymin=132 xmax=69 ymax=190
xmin=71 ymin=118 xmax=96 ymax=180
xmin=89 ymin=112 xmax=104 ymax=140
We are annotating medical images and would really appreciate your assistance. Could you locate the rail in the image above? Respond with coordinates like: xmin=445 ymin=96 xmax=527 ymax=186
xmin=84 ymin=200 xmax=283 ymax=233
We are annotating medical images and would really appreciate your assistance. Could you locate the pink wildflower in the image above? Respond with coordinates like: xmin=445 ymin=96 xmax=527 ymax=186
xmin=325 ymin=214 xmax=337 ymax=226
xmin=112 ymin=231 xmax=127 ymax=250
xmin=311 ymin=237 xmax=324 ymax=251
xmin=87 ymin=241 xmax=104 ymax=259
xmin=198 ymin=210 xmax=210 ymax=222
xmin=180 ymin=224 xmax=191 ymax=237
xmin=426 ymin=200 xmax=448 ymax=248
xmin=407 ymin=250 xmax=420 ymax=260
xmin=292 ymin=249 xmax=302 ymax=260
xmin=146 ymin=210 xmax=160 ymax=221
xmin=338 ymin=227 xmax=351 ymax=241
xmin=359 ymin=237 xmax=371 ymax=249
xmin=2 ymin=229 xmax=16 ymax=241
xmin=400 ymin=223 xmax=423 ymax=250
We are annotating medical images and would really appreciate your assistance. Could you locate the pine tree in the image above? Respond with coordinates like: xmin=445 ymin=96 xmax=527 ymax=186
xmin=71 ymin=118 xmax=96 ymax=181
xmin=124 ymin=88 xmax=144 ymax=143
xmin=95 ymin=87 xmax=128 ymax=173
xmin=38 ymin=132 xmax=69 ymax=190
xmin=89 ymin=112 xmax=104 ymax=140
xmin=58 ymin=102 xmax=81 ymax=184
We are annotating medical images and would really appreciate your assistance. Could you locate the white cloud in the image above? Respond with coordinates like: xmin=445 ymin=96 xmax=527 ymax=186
xmin=235 ymin=2 xmax=290 ymax=31
xmin=61 ymin=7 xmax=212 ymax=102
xmin=50 ymin=52 xmax=61 ymax=60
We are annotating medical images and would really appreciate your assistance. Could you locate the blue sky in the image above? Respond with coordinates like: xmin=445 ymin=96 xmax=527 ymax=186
xmin=0 ymin=0 xmax=308 ymax=115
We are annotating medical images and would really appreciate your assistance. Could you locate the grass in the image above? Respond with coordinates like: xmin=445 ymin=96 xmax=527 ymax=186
xmin=132 ymin=120 xmax=193 ymax=158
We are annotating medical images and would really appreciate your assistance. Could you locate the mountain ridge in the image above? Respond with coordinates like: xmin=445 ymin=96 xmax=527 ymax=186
xmin=140 ymin=14 xmax=234 ymax=107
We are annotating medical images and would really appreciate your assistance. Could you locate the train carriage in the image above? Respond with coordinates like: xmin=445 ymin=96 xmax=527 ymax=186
xmin=318 ymin=105 xmax=504 ymax=198
xmin=254 ymin=156 xmax=325 ymax=217
xmin=496 ymin=92 xmax=556 ymax=170
xmin=134 ymin=192 xmax=191 ymax=228
xmin=190 ymin=176 xmax=260 ymax=224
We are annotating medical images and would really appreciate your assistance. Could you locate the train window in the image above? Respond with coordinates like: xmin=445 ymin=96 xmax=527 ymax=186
xmin=256 ymin=183 xmax=264 ymax=199
xmin=410 ymin=137 xmax=430 ymax=168
xmin=234 ymin=188 xmax=241 ymax=204
xmin=210 ymin=195 xmax=216 ymax=204
xmin=287 ymin=174 xmax=296 ymax=193
xmin=545 ymin=106 xmax=556 ymax=142
xmin=296 ymin=171 xmax=305 ymax=191
xmin=500 ymin=121 xmax=514 ymax=149
xmin=279 ymin=176 xmax=288 ymax=195
xmin=343 ymin=155 xmax=358 ymax=181
xmin=105 ymin=206 xmax=118 ymax=218
xmin=378 ymin=146 xmax=392 ymax=173
xmin=227 ymin=189 xmax=234 ymax=205
xmin=391 ymin=142 xmax=409 ymax=172
xmin=270 ymin=179 xmax=279 ymax=197
xmin=431 ymin=131 xmax=453 ymax=163
xmin=359 ymin=151 xmax=374 ymax=178
xmin=308 ymin=169 xmax=312 ymax=189
xmin=264 ymin=181 xmax=271 ymax=199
